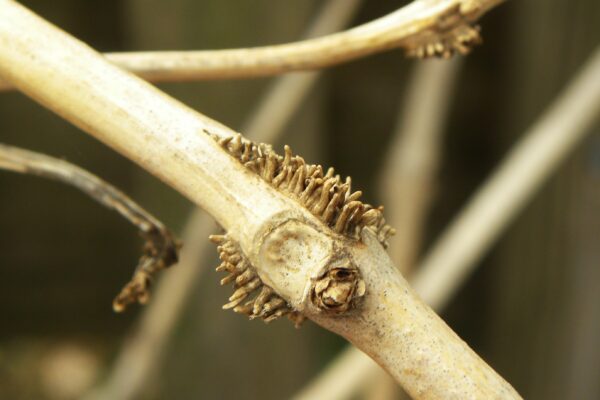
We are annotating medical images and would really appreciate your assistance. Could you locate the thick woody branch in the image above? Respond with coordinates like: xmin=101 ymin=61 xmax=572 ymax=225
xmin=0 ymin=1 xmax=518 ymax=399
xmin=0 ymin=0 xmax=503 ymax=91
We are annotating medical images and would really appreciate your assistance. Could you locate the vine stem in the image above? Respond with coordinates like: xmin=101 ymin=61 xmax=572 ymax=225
xmin=0 ymin=1 xmax=519 ymax=398
xmin=0 ymin=0 xmax=503 ymax=90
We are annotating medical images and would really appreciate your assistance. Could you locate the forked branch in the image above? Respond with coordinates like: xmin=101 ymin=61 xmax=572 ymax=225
xmin=0 ymin=0 xmax=503 ymax=90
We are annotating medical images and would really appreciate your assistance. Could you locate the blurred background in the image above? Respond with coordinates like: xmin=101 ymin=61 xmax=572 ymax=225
xmin=0 ymin=0 xmax=599 ymax=399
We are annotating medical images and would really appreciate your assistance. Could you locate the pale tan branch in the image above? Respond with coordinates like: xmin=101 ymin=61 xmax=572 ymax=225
xmin=0 ymin=1 xmax=519 ymax=398
xmin=0 ymin=0 xmax=503 ymax=91
xmin=0 ymin=143 xmax=180 ymax=311
xmin=85 ymin=1 xmax=363 ymax=398
xmin=292 ymin=46 xmax=600 ymax=400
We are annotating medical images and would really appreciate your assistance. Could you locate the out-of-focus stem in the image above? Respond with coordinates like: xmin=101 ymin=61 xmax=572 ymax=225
xmin=293 ymin=349 xmax=380 ymax=400
xmin=414 ymin=47 xmax=600 ymax=311
xmin=381 ymin=58 xmax=462 ymax=273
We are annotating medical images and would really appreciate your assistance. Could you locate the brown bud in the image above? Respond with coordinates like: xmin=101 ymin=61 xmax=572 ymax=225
xmin=311 ymin=266 xmax=366 ymax=313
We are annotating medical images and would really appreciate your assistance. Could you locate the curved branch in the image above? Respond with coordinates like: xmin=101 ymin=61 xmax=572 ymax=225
xmin=0 ymin=143 xmax=180 ymax=311
xmin=0 ymin=0 xmax=503 ymax=91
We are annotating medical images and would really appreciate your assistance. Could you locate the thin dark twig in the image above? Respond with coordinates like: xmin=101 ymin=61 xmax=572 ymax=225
xmin=0 ymin=143 xmax=180 ymax=312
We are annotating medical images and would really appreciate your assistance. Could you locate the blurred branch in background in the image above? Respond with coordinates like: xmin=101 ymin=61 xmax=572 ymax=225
xmin=0 ymin=144 xmax=180 ymax=312
xmin=0 ymin=0 xmax=503 ymax=90
xmin=291 ymin=348 xmax=380 ymax=400
xmin=85 ymin=1 xmax=363 ymax=399
xmin=381 ymin=58 xmax=463 ymax=274
xmin=293 ymin=46 xmax=600 ymax=400
xmin=413 ymin=46 xmax=600 ymax=309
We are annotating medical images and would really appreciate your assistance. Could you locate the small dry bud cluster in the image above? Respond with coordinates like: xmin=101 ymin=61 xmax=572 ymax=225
xmin=113 ymin=222 xmax=180 ymax=312
xmin=311 ymin=266 xmax=366 ymax=313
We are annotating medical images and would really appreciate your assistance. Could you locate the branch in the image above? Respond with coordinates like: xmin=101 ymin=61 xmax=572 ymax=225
xmin=0 ymin=1 xmax=519 ymax=398
xmin=0 ymin=0 xmax=503 ymax=91
xmin=0 ymin=143 xmax=180 ymax=311
xmin=292 ymin=46 xmax=600 ymax=400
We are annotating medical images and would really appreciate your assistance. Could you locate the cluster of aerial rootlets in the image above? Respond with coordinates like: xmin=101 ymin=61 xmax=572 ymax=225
xmin=209 ymin=233 xmax=305 ymax=326
xmin=210 ymin=132 xmax=394 ymax=246
xmin=207 ymin=132 xmax=395 ymax=325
